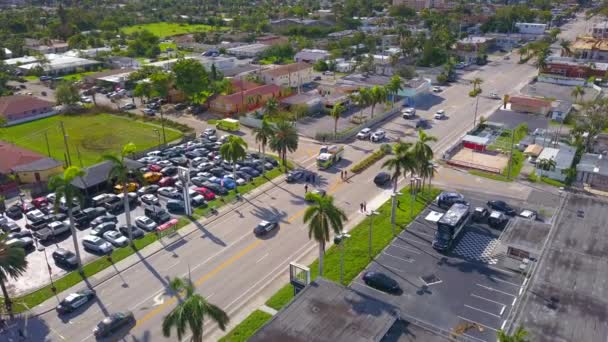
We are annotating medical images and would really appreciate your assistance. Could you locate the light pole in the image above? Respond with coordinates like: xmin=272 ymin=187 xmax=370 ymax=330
xmin=153 ymin=129 xmax=161 ymax=147
xmin=473 ymin=92 xmax=480 ymax=128
xmin=367 ymin=210 xmax=379 ymax=260
xmin=334 ymin=232 xmax=351 ymax=285
xmin=410 ymin=178 xmax=422 ymax=218
xmin=37 ymin=246 xmax=56 ymax=293
xmin=390 ymin=191 xmax=402 ymax=237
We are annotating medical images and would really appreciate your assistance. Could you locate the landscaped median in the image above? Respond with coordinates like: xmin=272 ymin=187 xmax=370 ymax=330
xmin=350 ymin=144 xmax=391 ymax=174
xmin=220 ymin=186 xmax=440 ymax=341
xmin=2 ymin=163 xmax=290 ymax=315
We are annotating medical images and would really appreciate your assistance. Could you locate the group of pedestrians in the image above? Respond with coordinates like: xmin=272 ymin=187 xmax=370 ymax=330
xmin=340 ymin=170 xmax=348 ymax=181
xmin=359 ymin=201 xmax=367 ymax=213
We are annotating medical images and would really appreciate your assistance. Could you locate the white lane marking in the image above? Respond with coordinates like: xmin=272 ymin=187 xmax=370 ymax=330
xmin=476 ymin=284 xmax=517 ymax=297
xmin=500 ymin=306 xmax=505 ymax=315
xmin=390 ymin=244 xmax=421 ymax=254
xmin=463 ymin=333 xmax=492 ymax=342
xmin=152 ymin=293 xmax=165 ymax=306
xmin=206 ymin=292 xmax=215 ymax=300
xmin=512 ymin=298 xmax=517 ymax=306
xmin=464 ymin=304 xmax=501 ymax=318
xmin=382 ymin=264 xmax=410 ymax=274
xmin=407 ymin=230 xmax=435 ymax=238
xmin=130 ymin=290 xmax=164 ymax=310
xmin=488 ymin=276 xmax=522 ymax=287
xmin=50 ymin=328 xmax=66 ymax=340
xmin=382 ymin=251 xmax=413 ymax=263
xmin=457 ymin=315 xmax=498 ymax=332
xmin=256 ymin=253 xmax=269 ymax=264
xmin=501 ymin=320 xmax=507 ymax=330
xmin=471 ymin=293 xmax=509 ymax=307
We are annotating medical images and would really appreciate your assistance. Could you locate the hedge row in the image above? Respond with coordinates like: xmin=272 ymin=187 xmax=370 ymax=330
xmin=350 ymin=148 xmax=387 ymax=173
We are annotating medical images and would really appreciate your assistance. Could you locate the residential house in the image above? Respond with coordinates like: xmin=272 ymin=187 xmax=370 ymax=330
xmin=294 ymin=49 xmax=330 ymax=63
xmin=280 ymin=93 xmax=323 ymax=115
xmin=25 ymin=39 xmax=69 ymax=54
xmin=256 ymin=35 xmax=289 ymax=46
xmin=71 ymin=159 xmax=144 ymax=196
xmin=391 ymin=0 xmax=452 ymax=11
xmin=509 ymin=96 xmax=552 ymax=115
xmin=576 ymin=153 xmax=608 ymax=190
xmin=261 ymin=63 xmax=314 ymax=88
xmin=455 ymin=36 xmax=495 ymax=63
xmin=327 ymin=30 xmax=356 ymax=40
xmin=18 ymin=54 xmax=101 ymax=76
xmin=0 ymin=95 xmax=56 ymax=125
xmin=515 ymin=23 xmax=547 ymax=35
xmin=571 ymin=36 xmax=608 ymax=61
xmin=108 ymin=56 xmax=140 ymax=69
xmin=226 ymin=44 xmax=270 ymax=58
xmin=592 ymin=133 xmax=608 ymax=154
xmin=12 ymin=158 xmax=63 ymax=184
xmin=535 ymin=146 xmax=576 ymax=182
xmin=270 ymin=18 xmax=328 ymax=28
xmin=209 ymin=84 xmax=283 ymax=115
xmin=83 ymin=68 xmax=136 ymax=88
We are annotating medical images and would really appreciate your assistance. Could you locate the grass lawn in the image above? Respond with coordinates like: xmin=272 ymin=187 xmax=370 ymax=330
xmin=469 ymin=170 xmax=513 ymax=182
xmin=0 ymin=113 xmax=182 ymax=167
xmin=540 ymin=176 xmax=566 ymax=188
xmin=24 ymin=75 xmax=38 ymax=81
xmin=122 ymin=22 xmax=222 ymax=38
xmin=159 ymin=42 xmax=177 ymax=52
xmin=63 ymin=69 xmax=106 ymax=81
xmin=265 ymin=187 xmax=440 ymax=311
xmin=219 ymin=310 xmax=273 ymax=342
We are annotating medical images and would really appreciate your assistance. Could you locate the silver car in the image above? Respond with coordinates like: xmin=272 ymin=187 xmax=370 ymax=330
xmin=82 ymin=235 xmax=113 ymax=254
xmin=135 ymin=216 xmax=157 ymax=232
xmin=103 ymin=230 xmax=129 ymax=247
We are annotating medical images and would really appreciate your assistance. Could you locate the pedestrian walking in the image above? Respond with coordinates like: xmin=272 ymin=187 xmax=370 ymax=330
xmin=363 ymin=201 xmax=367 ymax=212
xmin=344 ymin=170 xmax=348 ymax=179
xmin=360 ymin=202 xmax=364 ymax=212
xmin=305 ymin=184 xmax=309 ymax=193
xmin=340 ymin=170 xmax=343 ymax=180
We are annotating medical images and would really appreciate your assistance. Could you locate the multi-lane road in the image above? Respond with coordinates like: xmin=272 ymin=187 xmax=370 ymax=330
xmin=19 ymin=14 xmax=592 ymax=341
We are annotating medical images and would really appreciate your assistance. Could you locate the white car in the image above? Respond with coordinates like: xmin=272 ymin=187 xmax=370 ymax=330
xmin=402 ymin=108 xmax=416 ymax=119
xmin=26 ymin=209 xmax=45 ymax=222
xmin=434 ymin=110 xmax=446 ymax=120
xmin=140 ymin=194 xmax=159 ymax=206
xmin=135 ymin=216 xmax=157 ymax=232
xmin=203 ymin=128 xmax=216 ymax=136
xmin=102 ymin=230 xmax=129 ymax=247
xmin=357 ymin=128 xmax=372 ymax=140
xmin=432 ymin=86 xmax=442 ymax=93
xmin=82 ymin=235 xmax=113 ymax=254
xmin=490 ymin=92 xmax=500 ymax=99
xmin=370 ymin=130 xmax=386 ymax=142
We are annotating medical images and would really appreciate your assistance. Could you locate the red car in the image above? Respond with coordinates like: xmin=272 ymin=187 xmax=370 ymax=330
xmin=32 ymin=197 xmax=49 ymax=209
xmin=158 ymin=176 xmax=175 ymax=187
xmin=148 ymin=164 xmax=162 ymax=172
xmin=193 ymin=187 xmax=216 ymax=201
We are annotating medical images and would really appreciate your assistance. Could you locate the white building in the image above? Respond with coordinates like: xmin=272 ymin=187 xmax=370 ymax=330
xmin=294 ymin=49 xmax=330 ymax=63
xmin=261 ymin=62 xmax=314 ymax=88
xmin=592 ymin=22 xmax=608 ymax=39
xmin=193 ymin=55 xmax=236 ymax=72
xmin=226 ymin=44 xmax=270 ymax=58
xmin=515 ymin=23 xmax=547 ymax=35
xmin=3 ymin=48 xmax=12 ymax=59
xmin=535 ymin=146 xmax=576 ymax=182
xmin=17 ymin=54 xmax=101 ymax=75
xmin=4 ymin=56 xmax=38 ymax=66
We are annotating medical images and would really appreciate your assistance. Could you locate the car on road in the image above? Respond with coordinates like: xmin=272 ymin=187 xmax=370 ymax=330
xmin=487 ymin=200 xmax=516 ymax=216
xmin=118 ymin=225 xmax=145 ymax=239
xmin=356 ymin=128 xmax=372 ymax=140
xmin=82 ymin=235 xmax=113 ymax=254
xmin=135 ymin=216 xmax=158 ymax=231
xmin=472 ymin=207 xmax=489 ymax=222
xmin=415 ymin=119 xmax=431 ymax=129
xmin=52 ymin=248 xmax=79 ymax=269
xmin=121 ymin=103 xmax=136 ymax=110
xmin=93 ymin=311 xmax=135 ymax=338
xmin=286 ymin=169 xmax=307 ymax=183
xmin=103 ymin=230 xmax=129 ymax=247
xmin=432 ymin=86 xmax=442 ymax=92
xmin=434 ymin=109 xmax=446 ymax=120
xmin=402 ymin=108 xmax=416 ymax=119
xmin=140 ymin=194 xmax=160 ymax=206
xmin=370 ymin=130 xmax=386 ymax=142
xmin=56 ymin=289 xmax=96 ymax=314
xmin=489 ymin=92 xmax=500 ymax=99
xmin=143 ymin=108 xmax=156 ymax=116
xmin=373 ymin=172 xmax=391 ymax=186
xmin=174 ymin=103 xmax=188 ymax=111
xmin=254 ymin=220 xmax=278 ymax=236
xmin=362 ymin=271 xmax=401 ymax=294
xmin=203 ymin=128 xmax=216 ymax=137
xmin=437 ymin=192 xmax=467 ymax=209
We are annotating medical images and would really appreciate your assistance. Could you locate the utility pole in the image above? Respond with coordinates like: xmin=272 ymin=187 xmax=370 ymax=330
xmin=59 ymin=121 xmax=72 ymax=166
xmin=507 ymin=128 xmax=516 ymax=179
xmin=473 ymin=93 xmax=480 ymax=128
xmin=44 ymin=130 xmax=51 ymax=157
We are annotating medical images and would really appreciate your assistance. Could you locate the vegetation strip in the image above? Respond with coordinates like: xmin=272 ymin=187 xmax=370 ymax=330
xmin=350 ymin=145 xmax=390 ymax=173
xmin=218 ymin=310 xmax=273 ymax=342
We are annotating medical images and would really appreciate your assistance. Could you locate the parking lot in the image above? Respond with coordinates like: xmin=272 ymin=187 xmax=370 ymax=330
xmin=351 ymin=191 xmax=532 ymax=342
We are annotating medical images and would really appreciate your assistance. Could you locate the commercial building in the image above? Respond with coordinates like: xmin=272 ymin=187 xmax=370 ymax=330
xmin=515 ymin=22 xmax=547 ymax=35
xmin=509 ymin=96 xmax=552 ymax=115
xmin=0 ymin=95 xmax=56 ymax=125
xmin=226 ymin=44 xmax=270 ymax=58
xmin=209 ymin=84 xmax=283 ymax=115
xmin=261 ymin=62 xmax=314 ymax=88
xmin=17 ymin=53 xmax=101 ymax=76
xmin=455 ymin=36 xmax=495 ymax=63
xmin=294 ymin=49 xmax=330 ymax=63
xmin=535 ymin=146 xmax=576 ymax=182
xmin=571 ymin=36 xmax=608 ymax=61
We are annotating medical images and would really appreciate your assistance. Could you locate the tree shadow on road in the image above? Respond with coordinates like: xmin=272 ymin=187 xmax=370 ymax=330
xmin=187 ymin=217 xmax=227 ymax=247
xmin=249 ymin=205 xmax=288 ymax=224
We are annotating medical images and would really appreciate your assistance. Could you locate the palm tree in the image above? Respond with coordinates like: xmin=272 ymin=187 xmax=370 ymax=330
xmin=385 ymin=75 xmax=403 ymax=108
xmin=369 ymin=85 xmax=388 ymax=118
xmin=269 ymin=120 xmax=299 ymax=171
xmin=253 ymin=118 xmax=275 ymax=176
xmin=103 ymin=143 xmax=137 ymax=243
xmin=162 ymin=277 xmax=229 ymax=342
xmin=303 ymin=194 xmax=347 ymax=276
xmin=497 ymin=326 xmax=529 ymax=342
xmin=518 ymin=46 xmax=529 ymax=62
xmin=471 ymin=77 xmax=483 ymax=92
xmin=414 ymin=130 xmax=438 ymax=162
xmin=0 ymin=234 xmax=28 ymax=317
xmin=383 ymin=141 xmax=416 ymax=193
xmin=559 ymin=39 xmax=572 ymax=57
xmin=264 ymin=97 xmax=279 ymax=117
xmin=219 ymin=136 xmax=248 ymax=191
xmin=49 ymin=166 xmax=86 ymax=271
xmin=571 ymin=85 xmax=585 ymax=103
xmin=351 ymin=87 xmax=372 ymax=119
xmin=330 ymin=103 xmax=345 ymax=138
xmin=534 ymin=47 xmax=549 ymax=73
xmin=537 ymin=158 xmax=556 ymax=177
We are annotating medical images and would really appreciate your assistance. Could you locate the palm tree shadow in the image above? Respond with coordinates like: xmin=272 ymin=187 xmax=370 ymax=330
xmin=249 ymin=205 xmax=288 ymax=224
xmin=9 ymin=315 xmax=51 ymax=341
xmin=187 ymin=217 xmax=227 ymax=247
xmin=133 ymin=248 xmax=170 ymax=289
xmin=82 ymin=276 xmax=111 ymax=317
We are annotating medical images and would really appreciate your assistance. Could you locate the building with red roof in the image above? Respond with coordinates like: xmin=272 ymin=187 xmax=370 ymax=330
xmin=209 ymin=84 xmax=285 ymax=115
xmin=509 ymin=96 xmax=552 ymax=115
xmin=0 ymin=95 xmax=56 ymax=125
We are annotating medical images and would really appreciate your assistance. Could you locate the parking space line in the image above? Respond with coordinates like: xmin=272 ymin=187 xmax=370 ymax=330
xmin=476 ymin=284 xmax=516 ymax=297
xmin=471 ymin=294 xmax=509 ymax=307
xmin=500 ymin=306 xmax=505 ymax=315
xmin=457 ymin=315 xmax=498 ymax=332
xmin=381 ymin=264 xmax=410 ymax=274
xmin=464 ymin=305 xmax=501 ymax=318
xmin=382 ymin=251 xmax=414 ymax=263
xmin=390 ymin=244 xmax=421 ymax=254
xmin=256 ymin=253 xmax=269 ymax=263
xmin=488 ymin=276 xmax=522 ymax=287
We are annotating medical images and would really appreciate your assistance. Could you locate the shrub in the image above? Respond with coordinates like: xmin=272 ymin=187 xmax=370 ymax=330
xmin=351 ymin=148 xmax=386 ymax=173
xmin=527 ymin=170 xmax=538 ymax=183
xmin=380 ymin=143 xmax=392 ymax=154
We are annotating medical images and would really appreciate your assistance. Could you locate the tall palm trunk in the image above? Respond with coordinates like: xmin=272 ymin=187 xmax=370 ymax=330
xmin=123 ymin=183 xmax=133 ymax=244
xmin=67 ymin=206 xmax=83 ymax=271
xmin=0 ymin=278 xmax=13 ymax=318
xmin=261 ymin=144 xmax=266 ymax=177
xmin=232 ymin=162 xmax=238 ymax=193
xmin=318 ymin=240 xmax=325 ymax=276
xmin=282 ymin=150 xmax=288 ymax=173
xmin=391 ymin=177 xmax=398 ymax=235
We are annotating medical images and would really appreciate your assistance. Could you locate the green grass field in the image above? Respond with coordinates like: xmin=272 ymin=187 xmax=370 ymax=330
xmin=122 ymin=22 xmax=221 ymax=38
xmin=159 ymin=42 xmax=177 ymax=52
xmin=0 ymin=113 xmax=182 ymax=167
xmin=219 ymin=310 xmax=273 ymax=342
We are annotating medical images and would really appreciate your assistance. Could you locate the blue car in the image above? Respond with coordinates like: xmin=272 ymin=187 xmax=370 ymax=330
xmin=221 ymin=177 xmax=236 ymax=189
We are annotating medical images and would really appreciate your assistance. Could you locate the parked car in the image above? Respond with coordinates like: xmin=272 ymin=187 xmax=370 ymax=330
xmin=173 ymin=103 xmax=187 ymax=111
xmin=103 ymin=230 xmax=129 ymax=247
xmin=193 ymin=187 xmax=216 ymax=200
xmin=141 ymin=194 xmax=160 ymax=206
xmin=254 ymin=220 xmax=278 ymax=236
xmin=5 ymin=237 xmax=34 ymax=250
xmin=91 ymin=222 xmax=116 ymax=237
xmin=203 ymin=128 xmax=216 ymax=136
xmin=137 ymin=185 xmax=160 ymax=196
xmin=370 ymin=130 xmax=386 ymax=142
xmin=158 ymin=187 xmax=181 ymax=199
xmin=518 ymin=209 xmax=538 ymax=220
xmin=135 ymin=216 xmax=158 ymax=231
xmin=56 ymin=289 xmax=96 ymax=314
xmin=373 ymin=172 xmax=391 ymax=186
xmin=472 ymin=207 xmax=489 ymax=222
xmin=202 ymin=182 xmax=228 ymax=195
xmin=118 ymin=225 xmax=145 ymax=239
xmin=144 ymin=206 xmax=171 ymax=224
xmin=93 ymin=311 xmax=135 ymax=338
xmin=166 ymin=200 xmax=185 ymax=213
xmin=362 ymin=271 xmax=401 ymax=294
xmin=488 ymin=210 xmax=509 ymax=228
xmin=161 ymin=166 xmax=178 ymax=177
xmin=357 ymin=128 xmax=372 ymax=140
xmin=82 ymin=235 xmax=113 ymax=254
xmin=121 ymin=103 xmax=136 ymax=110
xmin=90 ymin=214 xmax=117 ymax=227
xmin=52 ymin=248 xmax=79 ymax=269
xmin=437 ymin=192 xmax=467 ymax=209
xmin=402 ymin=108 xmax=416 ymax=119
xmin=487 ymin=200 xmax=516 ymax=216
xmin=143 ymin=108 xmax=156 ymax=116
xmin=191 ymin=195 xmax=207 ymax=207
xmin=1 ymin=221 xmax=20 ymax=233
xmin=432 ymin=86 xmax=442 ymax=93
xmin=434 ymin=109 xmax=446 ymax=120
xmin=6 ymin=205 xmax=22 ymax=219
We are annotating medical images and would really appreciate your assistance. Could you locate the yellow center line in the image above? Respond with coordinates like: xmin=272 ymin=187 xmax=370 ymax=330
xmin=136 ymin=240 xmax=262 ymax=327
xmin=287 ymin=178 xmax=346 ymax=223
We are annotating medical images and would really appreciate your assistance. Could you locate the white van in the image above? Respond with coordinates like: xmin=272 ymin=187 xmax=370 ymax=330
xmin=91 ymin=194 xmax=112 ymax=207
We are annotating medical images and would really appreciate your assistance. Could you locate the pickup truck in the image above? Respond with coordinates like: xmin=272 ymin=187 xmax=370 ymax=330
xmin=26 ymin=219 xmax=48 ymax=231
xmin=72 ymin=210 xmax=90 ymax=227
xmin=34 ymin=221 xmax=70 ymax=241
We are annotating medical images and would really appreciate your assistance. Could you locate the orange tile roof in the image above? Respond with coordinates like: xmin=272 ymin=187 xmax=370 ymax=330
xmin=0 ymin=95 xmax=54 ymax=118
xmin=509 ymin=96 xmax=551 ymax=108
xmin=215 ymin=84 xmax=282 ymax=105
xmin=0 ymin=141 xmax=45 ymax=174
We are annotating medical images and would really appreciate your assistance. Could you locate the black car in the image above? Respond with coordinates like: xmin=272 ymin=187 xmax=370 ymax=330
xmin=373 ymin=172 xmax=391 ymax=186
xmin=416 ymin=119 xmax=431 ymax=129
xmin=118 ymin=225 xmax=145 ymax=239
xmin=286 ymin=169 xmax=306 ymax=183
xmin=174 ymin=103 xmax=188 ymax=111
xmin=144 ymin=206 xmax=171 ymax=224
xmin=82 ymin=207 xmax=107 ymax=220
xmin=487 ymin=200 xmax=516 ymax=216
xmin=56 ymin=289 xmax=96 ymax=314
xmin=437 ymin=192 xmax=468 ymax=209
xmin=166 ymin=199 xmax=185 ymax=213
xmin=170 ymin=156 xmax=189 ymax=166
xmin=254 ymin=220 xmax=278 ymax=236
xmin=202 ymin=182 xmax=229 ymax=196
xmin=161 ymin=166 xmax=178 ymax=176
xmin=52 ymin=248 xmax=79 ymax=269
xmin=210 ymin=167 xmax=225 ymax=178
xmin=93 ymin=311 xmax=135 ymax=337
xmin=1 ymin=221 xmax=21 ymax=233
xmin=472 ymin=207 xmax=489 ymax=222
xmin=90 ymin=214 xmax=118 ymax=227
xmin=362 ymin=271 xmax=401 ymax=294
xmin=6 ymin=205 xmax=23 ymax=219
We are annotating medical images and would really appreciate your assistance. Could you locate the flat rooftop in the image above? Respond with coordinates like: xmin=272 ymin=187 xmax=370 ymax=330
xmin=500 ymin=218 xmax=551 ymax=255
xmin=516 ymin=194 xmax=608 ymax=342
xmin=250 ymin=278 xmax=397 ymax=342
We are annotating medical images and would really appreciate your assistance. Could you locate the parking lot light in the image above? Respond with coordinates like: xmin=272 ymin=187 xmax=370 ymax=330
xmin=391 ymin=192 xmax=402 ymax=236
xmin=37 ymin=246 xmax=56 ymax=293
xmin=367 ymin=210 xmax=379 ymax=260
xmin=334 ymin=232 xmax=351 ymax=285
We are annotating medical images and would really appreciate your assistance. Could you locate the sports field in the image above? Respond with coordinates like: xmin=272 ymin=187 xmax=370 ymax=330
xmin=121 ymin=22 xmax=221 ymax=38
xmin=0 ymin=114 xmax=182 ymax=167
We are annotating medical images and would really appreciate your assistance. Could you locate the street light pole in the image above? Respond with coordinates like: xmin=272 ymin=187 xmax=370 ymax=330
xmin=367 ymin=210 xmax=379 ymax=260
xmin=390 ymin=192 xmax=402 ymax=237
xmin=153 ymin=129 xmax=161 ymax=147
xmin=334 ymin=233 xmax=351 ymax=285
xmin=38 ymin=246 xmax=56 ymax=293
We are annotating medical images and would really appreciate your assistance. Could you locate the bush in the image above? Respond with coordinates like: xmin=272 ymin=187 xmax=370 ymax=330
xmin=380 ymin=143 xmax=392 ymax=154
xmin=527 ymin=170 xmax=538 ymax=182
xmin=351 ymin=148 xmax=387 ymax=173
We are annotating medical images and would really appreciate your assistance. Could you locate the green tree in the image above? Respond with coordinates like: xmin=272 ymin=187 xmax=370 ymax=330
xmin=0 ymin=234 xmax=28 ymax=317
xmin=149 ymin=72 xmax=173 ymax=144
xmin=571 ymin=85 xmax=585 ymax=103
xmin=253 ymin=118 xmax=275 ymax=176
xmin=162 ymin=277 xmax=229 ymax=342
xmin=55 ymin=81 xmax=80 ymax=107
xmin=133 ymin=82 xmax=153 ymax=103
xmin=102 ymin=143 xmax=137 ymax=243
xmin=172 ymin=58 xmax=211 ymax=104
xmin=537 ymin=158 xmax=556 ymax=177
xmin=497 ymin=326 xmax=530 ymax=342
xmin=471 ymin=77 xmax=484 ymax=92
xmin=414 ymin=130 xmax=438 ymax=163
xmin=127 ymin=30 xmax=160 ymax=58
xmin=303 ymin=194 xmax=347 ymax=276
xmin=385 ymin=75 xmax=403 ymax=108
xmin=49 ymin=166 xmax=86 ymax=271
xmin=219 ymin=136 xmax=248 ymax=190
xmin=269 ymin=120 xmax=299 ymax=171
xmin=330 ymin=103 xmax=345 ymax=138
xmin=559 ymin=39 xmax=572 ymax=57
xmin=369 ymin=85 xmax=388 ymax=118
xmin=264 ymin=97 xmax=279 ymax=117
xmin=383 ymin=141 xmax=416 ymax=193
